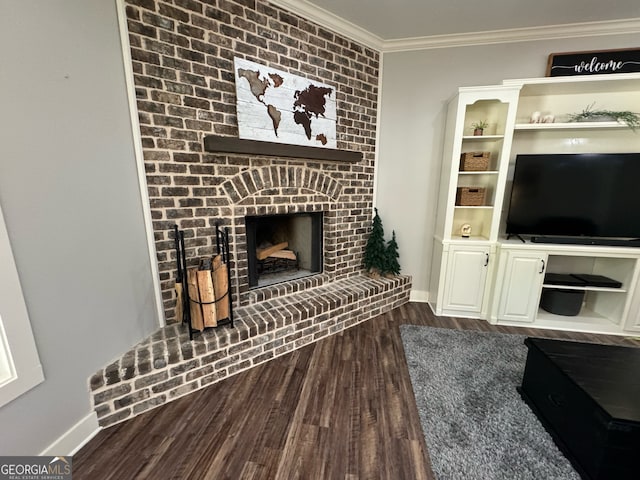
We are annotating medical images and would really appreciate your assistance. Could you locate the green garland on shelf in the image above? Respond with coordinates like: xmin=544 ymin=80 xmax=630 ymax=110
xmin=567 ymin=103 xmax=640 ymax=131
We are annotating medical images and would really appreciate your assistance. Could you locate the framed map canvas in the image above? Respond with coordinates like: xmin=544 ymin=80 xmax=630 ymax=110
xmin=234 ymin=57 xmax=337 ymax=148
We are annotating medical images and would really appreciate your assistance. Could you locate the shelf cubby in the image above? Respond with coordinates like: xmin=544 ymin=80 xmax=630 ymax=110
xmin=535 ymin=306 xmax=623 ymax=334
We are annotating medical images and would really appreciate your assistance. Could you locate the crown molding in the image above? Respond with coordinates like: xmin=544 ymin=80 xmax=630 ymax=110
xmin=268 ymin=0 xmax=384 ymax=50
xmin=268 ymin=1 xmax=640 ymax=53
xmin=382 ymin=18 xmax=640 ymax=52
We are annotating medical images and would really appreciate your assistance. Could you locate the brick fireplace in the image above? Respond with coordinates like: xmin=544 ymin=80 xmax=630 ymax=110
xmin=87 ymin=0 xmax=411 ymax=427
xmin=125 ymin=0 xmax=384 ymax=322
xmin=219 ymin=163 xmax=364 ymax=305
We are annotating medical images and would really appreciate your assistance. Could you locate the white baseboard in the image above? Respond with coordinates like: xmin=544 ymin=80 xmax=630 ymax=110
xmin=40 ymin=411 xmax=100 ymax=456
xmin=410 ymin=289 xmax=430 ymax=303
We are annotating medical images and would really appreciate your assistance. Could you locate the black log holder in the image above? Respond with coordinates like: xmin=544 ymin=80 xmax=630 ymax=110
xmin=174 ymin=223 xmax=234 ymax=340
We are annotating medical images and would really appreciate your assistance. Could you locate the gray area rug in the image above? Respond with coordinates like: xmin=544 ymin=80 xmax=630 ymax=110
xmin=400 ymin=326 xmax=579 ymax=480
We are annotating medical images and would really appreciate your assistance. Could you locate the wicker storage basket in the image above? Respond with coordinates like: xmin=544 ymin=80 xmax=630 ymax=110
xmin=456 ymin=187 xmax=486 ymax=206
xmin=460 ymin=151 xmax=490 ymax=171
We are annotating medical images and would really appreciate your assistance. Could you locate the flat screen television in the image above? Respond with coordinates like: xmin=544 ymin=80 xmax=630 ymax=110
xmin=506 ymin=153 xmax=640 ymax=245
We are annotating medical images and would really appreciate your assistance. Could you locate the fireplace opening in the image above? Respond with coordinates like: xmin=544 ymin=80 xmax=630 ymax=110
xmin=246 ymin=212 xmax=323 ymax=288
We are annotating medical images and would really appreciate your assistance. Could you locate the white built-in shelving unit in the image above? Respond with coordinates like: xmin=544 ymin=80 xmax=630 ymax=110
xmin=429 ymin=73 xmax=640 ymax=336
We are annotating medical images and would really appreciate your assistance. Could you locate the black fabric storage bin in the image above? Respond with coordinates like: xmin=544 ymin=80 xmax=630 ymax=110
xmin=540 ymin=288 xmax=585 ymax=316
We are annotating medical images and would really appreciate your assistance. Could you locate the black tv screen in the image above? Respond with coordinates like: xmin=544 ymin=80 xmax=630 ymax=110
xmin=506 ymin=153 xmax=640 ymax=239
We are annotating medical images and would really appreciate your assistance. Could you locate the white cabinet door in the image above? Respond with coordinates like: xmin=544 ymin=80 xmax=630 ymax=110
xmin=496 ymin=250 xmax=547 ymax=323
xmin=623 ymin=285 xmax=640 ymax=333
xmin=442 ymin=246 xmax=490 ymax=314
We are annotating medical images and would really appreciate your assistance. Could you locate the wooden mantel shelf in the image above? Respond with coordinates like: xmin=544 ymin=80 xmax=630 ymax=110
xmin=203 ymin=135 xmax=363 ymax=163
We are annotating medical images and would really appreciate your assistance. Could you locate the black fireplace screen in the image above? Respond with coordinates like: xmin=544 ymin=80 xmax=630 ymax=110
xmin=245 ymin=212 xmax=323 ymax=288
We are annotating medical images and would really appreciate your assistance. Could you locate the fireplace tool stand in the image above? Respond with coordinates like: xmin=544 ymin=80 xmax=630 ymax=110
xmin=174 ymin=223 xmax=234 ymax=340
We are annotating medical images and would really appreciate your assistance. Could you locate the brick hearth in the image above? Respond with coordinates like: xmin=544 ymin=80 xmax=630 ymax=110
xmin=90 ymin=275 xmax=411 ymax=427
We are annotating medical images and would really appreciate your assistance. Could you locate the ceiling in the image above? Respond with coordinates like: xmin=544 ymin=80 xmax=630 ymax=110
xmin=269 ymin=0 xmax=640 ymax=51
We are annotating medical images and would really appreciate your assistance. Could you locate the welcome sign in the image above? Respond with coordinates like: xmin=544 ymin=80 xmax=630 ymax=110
xmin=546 ymin=48 xmax=640 ymax=77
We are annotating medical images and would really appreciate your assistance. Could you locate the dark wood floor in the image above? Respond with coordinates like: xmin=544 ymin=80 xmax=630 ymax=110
xmin=73 ymin=303 xmax=640 ymax=479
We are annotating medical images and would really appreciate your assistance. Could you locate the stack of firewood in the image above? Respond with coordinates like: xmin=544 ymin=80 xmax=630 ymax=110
xmin=256 ymin=241 xmax=297 ymax=261
xmin=186 ymin=255 xmax=229 ymax=331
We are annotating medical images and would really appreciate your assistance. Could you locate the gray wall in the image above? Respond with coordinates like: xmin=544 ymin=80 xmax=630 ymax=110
xmin=0 ymin=0 xmax=159 ymax=454
xmin=377 ymin=34 xmax=640 ymax=298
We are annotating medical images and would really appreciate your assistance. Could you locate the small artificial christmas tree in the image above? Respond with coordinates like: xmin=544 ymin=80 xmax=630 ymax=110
xmin=363 ymin=208 xmax=386 ymax=277
xmin=384 ymin=230 xmax=401 ymax=277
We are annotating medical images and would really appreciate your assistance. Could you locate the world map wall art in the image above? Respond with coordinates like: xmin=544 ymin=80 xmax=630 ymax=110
xmin=234 ymin=57 xmax=337 ymax=148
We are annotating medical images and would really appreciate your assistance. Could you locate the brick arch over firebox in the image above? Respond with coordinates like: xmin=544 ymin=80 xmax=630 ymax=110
xmin=221 ymin=165 xmax=349 ymax=307
xmin=220 ymin=166 xmax=343 ymax=205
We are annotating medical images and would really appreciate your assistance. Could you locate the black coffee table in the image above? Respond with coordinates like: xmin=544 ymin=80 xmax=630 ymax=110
xmin=519 ymin=337 xmax=640 ymax=480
